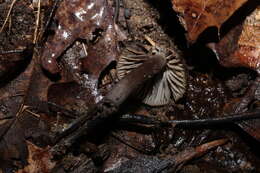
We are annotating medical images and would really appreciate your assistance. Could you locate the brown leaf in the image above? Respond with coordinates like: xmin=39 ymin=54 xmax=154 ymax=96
xmin=81 ymin=23 xmax=119 ymax=78
xmin=0 ymin=119 xmax=28 ymax=172
xmin=222 ymin=77 xmax=260 ymax=141
xmin=24 ymin=63 xmax=52 ymax=111
xmin=17 ymin=142 xmax=55 ymax=173
xmin=40 ymin=0 xmax=118 ymax=78
xmin=0 ymin=59 xmax=33 ymax=172
xmin=209 ymin=6 xmax=260 ymax=71
xmin=0 ymin=59 xmax=53 ymax=172
xmin=104 ymin=138 xmax=228 ymax=172
xmin=171 ymin=0 xmax=248 ymax=42
xmin=47 ymin=82 xmax=99 ymax=114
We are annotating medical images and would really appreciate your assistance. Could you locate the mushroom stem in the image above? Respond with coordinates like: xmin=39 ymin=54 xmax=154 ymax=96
xmin=51 ymin=55 xmax=166 ymax=157
xmin=106 ymin=55 xmax=166 ymax=106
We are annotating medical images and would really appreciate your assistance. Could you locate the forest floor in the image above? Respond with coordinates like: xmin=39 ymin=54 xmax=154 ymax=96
xmin=0 ymin=0 xmax=259 ymax=172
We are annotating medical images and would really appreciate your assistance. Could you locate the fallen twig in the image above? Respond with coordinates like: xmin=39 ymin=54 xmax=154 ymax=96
xmin=117 ymin=109 xmax=260 ymax=128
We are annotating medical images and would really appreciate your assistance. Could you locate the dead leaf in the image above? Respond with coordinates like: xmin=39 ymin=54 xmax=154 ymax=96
xmin=47 ymin=82 xmax=98 ymax=114
xmin=0 ymin=59 xmax=33 ymax=172
xmin=0 ymin=59 xmax=53 ymax=172
xmin=51 ymin=153 xmax=97 ymax=173
xmin=171 ymin=0 xmax=248 ymax=42
xmin=80 ymin=22 xmax=119 ymax=78
xmin=0 ymin=47 xmax=32 ymax=84
xmin=105 ymin=138 xmax=228 ymax=172
xmin=0 ymin=118 xmax=28 ymax=172
xmin=222 ymin=77 xmax=260 ymax=141
xmin=17 ymin=142 xmax=55 ymax=173
xmin=40 ymin=0 xmax=118 ymax=79
xmin=209 ymin=6 xmax=260 ymax=71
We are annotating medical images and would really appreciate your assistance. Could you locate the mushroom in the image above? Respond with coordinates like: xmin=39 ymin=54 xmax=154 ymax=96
xmin=116 ymin=38 xmax=186 ymax=106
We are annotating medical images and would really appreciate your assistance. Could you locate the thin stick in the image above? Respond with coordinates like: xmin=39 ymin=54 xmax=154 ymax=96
xmin=0 ymin=0 xmax=17 ymax=33
xmin=144 ymin=35 xmax=156 ymax=47
xmin=8 ymin=15 xmax=12 ymax=33
xmin=0 ymin=49 xmax=25 ymax=54
xmin=25 ymin=109 xmax=41 ymax=118
xmin=169 ymin=110 xmax=260 ymax=127
xmin=117 ymin=109 xmax=260 ymax=127
xmin=82 ymin=43 xmax=88 ymax=56
xmin=33 ymin=0 xmax=41 ymax=43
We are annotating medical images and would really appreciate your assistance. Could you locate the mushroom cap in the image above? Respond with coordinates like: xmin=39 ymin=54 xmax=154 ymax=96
xmin=117 ymin=46 xmax=186 ymax=106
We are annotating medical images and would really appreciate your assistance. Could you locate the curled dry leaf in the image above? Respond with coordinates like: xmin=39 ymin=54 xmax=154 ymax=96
xmin=171 ymin=0 xmax=248 ymax=42
xmin=209 ymin=6 xmax=260 ymax=72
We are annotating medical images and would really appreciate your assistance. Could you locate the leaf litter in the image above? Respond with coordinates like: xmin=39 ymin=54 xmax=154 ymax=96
xmin=0 ymin=0 xmax=260 ymax=172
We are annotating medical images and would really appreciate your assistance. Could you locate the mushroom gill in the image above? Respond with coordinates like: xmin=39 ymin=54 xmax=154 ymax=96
xmin=117 ymin=43 xmax=186 ymax=106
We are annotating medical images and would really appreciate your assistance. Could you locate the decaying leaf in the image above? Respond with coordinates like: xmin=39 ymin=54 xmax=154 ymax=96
xmin=105 ymin=138 xmax=228 ymax=172
xmin=0 ymin=118 xmax=28 ymax=172
xmin=51 ymin=153 xmax=97 ymax=173
xmin=17 ymin=142 xmax=55 ymax=173
xmin=80 ymin=22 xmax=119 ymax=78
xmin=47 ymin=82 xmax=99 ymax=114
xmin=209 ymin=6 xmax=260 ymax=72
xmin=171 ymin=0 xmax=248 ymax=42
xmin=0 ymin=59 xmax=53 ymax=172
xmin=0 ymin=44 xmax=33 ymax=83
xmin=0 ymin=60 xmax=32 ymax=171
xmin=1 ymin=0 xmax=260 ymax=172
xmin=40 ymin=0 xmax=119 ymax=79
xmin=223 ymin=77 xmax=260 ymax=141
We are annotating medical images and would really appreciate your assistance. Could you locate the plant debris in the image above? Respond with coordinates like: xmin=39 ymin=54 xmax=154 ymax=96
xmin=0 ymin=0 xmax=260 ymax=172
xmin=171 ymin=0 xmax=248 ymax=42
